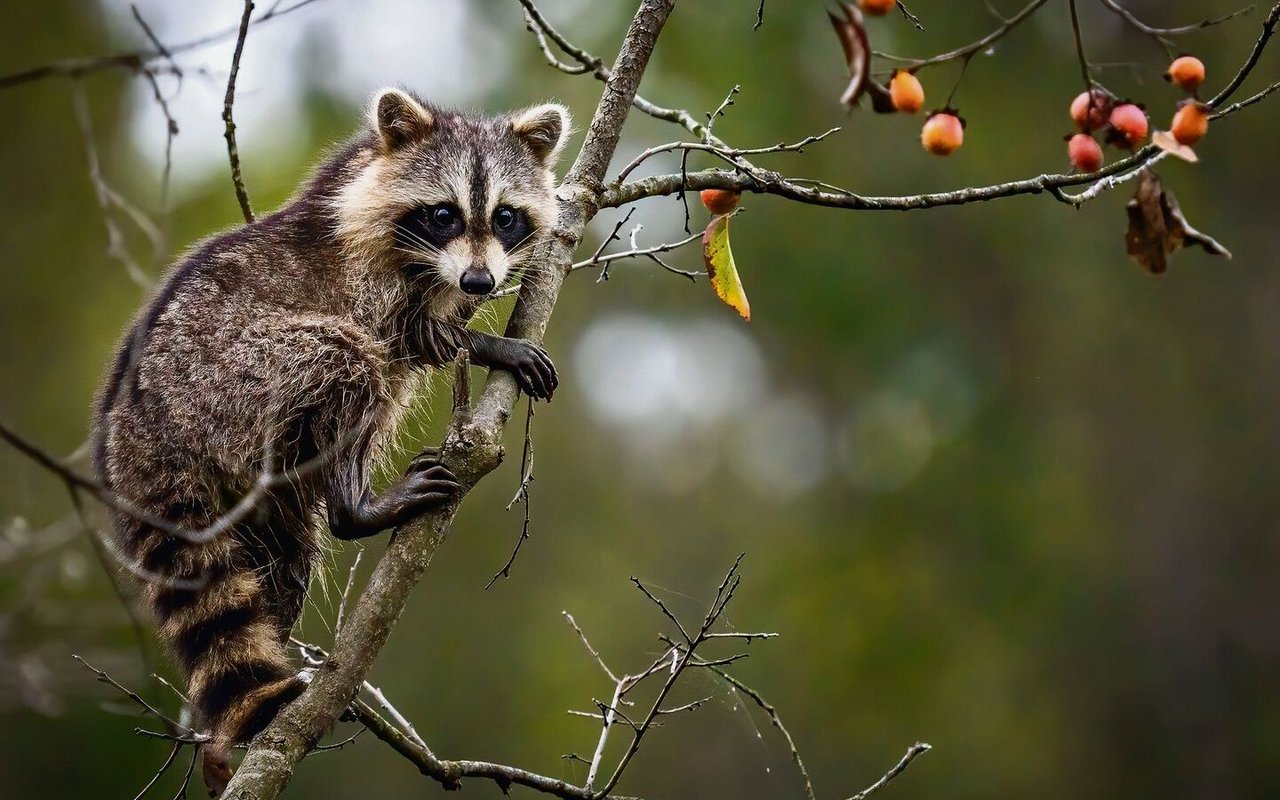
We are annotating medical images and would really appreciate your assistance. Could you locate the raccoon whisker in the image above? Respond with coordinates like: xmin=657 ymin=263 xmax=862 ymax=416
xmin=393 ymin=232 xmax=443 ymax=258
xmin=394 ymin=226 xmax=444 ymax=254
xmin=393 ymin=238 xmax=441 ymax=259
xmin=507 ymin=230 xmax=538 ymax=253
xmin=392 ymin=246 xmax=440 ymax=265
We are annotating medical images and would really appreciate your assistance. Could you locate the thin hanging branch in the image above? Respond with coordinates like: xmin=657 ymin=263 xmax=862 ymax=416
xmin=0 ymin=0 xmax=325 ymax=91
xmin=223 ymin=0 xmax=256 ymax=224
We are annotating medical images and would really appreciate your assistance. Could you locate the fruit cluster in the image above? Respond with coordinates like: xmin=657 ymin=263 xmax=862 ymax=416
xmin=1065 ymin=55 xmax=1212 ymax=171
xmin=873 ymin=45 xmax=1214 ymax=165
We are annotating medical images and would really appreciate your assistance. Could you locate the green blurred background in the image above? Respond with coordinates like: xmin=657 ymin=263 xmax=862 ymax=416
xmin=1 ymin=1 xmax=1278 ymax=797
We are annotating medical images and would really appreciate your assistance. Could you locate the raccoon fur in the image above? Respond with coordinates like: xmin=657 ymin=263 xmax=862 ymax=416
xmin=92 ymin=88 xmax=568 ymax=793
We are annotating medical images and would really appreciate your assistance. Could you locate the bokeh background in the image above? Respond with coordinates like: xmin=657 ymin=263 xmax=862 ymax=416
xmin=1 ymin=1 xmax=1278 ymax=797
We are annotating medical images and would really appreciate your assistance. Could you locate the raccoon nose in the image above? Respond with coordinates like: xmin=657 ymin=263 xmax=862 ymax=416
xmin=459 ymin=267 xmax=495 ymax=296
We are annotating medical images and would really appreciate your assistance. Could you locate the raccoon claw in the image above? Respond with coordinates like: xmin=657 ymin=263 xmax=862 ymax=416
xmin=400 ymin=463 xmax=459 ymax=508
xmin=504 ymin=340 xmax=557 ymax=401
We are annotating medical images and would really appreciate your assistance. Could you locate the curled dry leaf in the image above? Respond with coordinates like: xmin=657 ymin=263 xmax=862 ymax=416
xmin=703 ymin=213 xmax=751 ymax=321
xmin=1125 ymin=169 xmax=1230 ymax=274
xmin=829 ymin=2 xmax=871 ymax=108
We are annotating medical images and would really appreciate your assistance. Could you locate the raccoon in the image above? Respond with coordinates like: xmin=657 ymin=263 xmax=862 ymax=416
xmin=92 ymin=88 xmax=568 ymax=793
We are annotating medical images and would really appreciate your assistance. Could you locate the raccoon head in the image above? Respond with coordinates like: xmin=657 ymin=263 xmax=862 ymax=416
xmin=333 ymin=88 xmax=571 ymax=299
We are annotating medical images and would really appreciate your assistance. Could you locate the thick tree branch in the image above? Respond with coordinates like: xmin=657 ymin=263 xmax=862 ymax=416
xmin=220 ymin=3 xmax=677 ymax=797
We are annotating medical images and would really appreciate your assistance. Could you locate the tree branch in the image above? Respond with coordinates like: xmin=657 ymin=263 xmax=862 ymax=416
xmin=223 ymin=0 xmax=256 ymax=224
xmin=0 ymin=0 xmax=324 ymax=91
xmin=601 ymin=31 xmax=1280 ymax=217
xmin=873 ymin=0 xmax=1050 ymax=69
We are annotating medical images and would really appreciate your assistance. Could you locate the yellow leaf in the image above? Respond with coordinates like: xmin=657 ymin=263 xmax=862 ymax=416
xmin=702 ymin=214 xmax=750 ymax=321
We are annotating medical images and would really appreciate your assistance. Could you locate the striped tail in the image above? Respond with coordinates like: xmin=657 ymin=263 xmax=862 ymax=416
xmin=138 ymin=534 xmax=305 ymax=795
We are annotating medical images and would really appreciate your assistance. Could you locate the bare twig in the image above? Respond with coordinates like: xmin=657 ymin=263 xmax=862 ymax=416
xmin=523 ymin=7 xmax=592 ymax=74
xmin=594 ymin=557 xmax=761 ymax=797
xmin=705 ymin=84 xmax=739 ymax=133
xmin=0 ymin=0 xmax=325 ymax=90
xmin=1068 ymin=0 xmax=1093 ymax=94
xmin=562 ymin=611 xmax=619 ymax=683
xmin=697 ymin=660 xmax=816 ymax=800
xmin=151 ymin=673 xmax=191 ymax=706
xmin=172 ymin=745 xmax=199 ymax=800
xmin=485 ymin=397 xmax=536 ymax=588
xmin=292 ymin=639 xmax=431 ymax=753
xmin=1098 ymin=0 xmax=1252 ymax=56
xmin=223 ymin=0 xmax=256 ymax=223
xmin=896 ymin=1 xmax=925 ymax=32
xmin=588 ymin=207 xmax=635 ymax=281
xmin=71 ymin=82 xmax=161 ymax=287
xmin=334 ymin=546 xmax=363 ymax=637
xmin=845 ymin=743 xmax=932 ymax=800
xmin=133 ymin=741 xmax=183 ymax=800
xmin=130 ymin=5 xmax=181 ymax=210
xmin=630 ymin=578 xmax=694 ymax=644
xmin=74 ymin=655 xmax=196 ymax=738
xmin=1210 ymin=1 xmax=1280 ymax=106
xmin=873 ymin=0 xmax=1051 ymax=69
xmin=1212 ymin=78 xmax=1280 ymax=116
xmin=572 ymin=224 xmax=703 ymax=280
xmin=612 ymin=127 xmax=839 ymax=183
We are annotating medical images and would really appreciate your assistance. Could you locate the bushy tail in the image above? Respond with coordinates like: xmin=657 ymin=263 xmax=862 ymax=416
xmin=138 ymin=535 xmax=305 ymax=795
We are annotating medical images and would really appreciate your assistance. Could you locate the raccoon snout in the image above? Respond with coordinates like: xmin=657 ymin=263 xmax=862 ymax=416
xmin=459 ymin=266 xmax=495 ymax=296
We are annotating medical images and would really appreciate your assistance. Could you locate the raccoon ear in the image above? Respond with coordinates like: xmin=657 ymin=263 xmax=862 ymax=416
xmin=511 ymin=103 xmax=571 ymax=165
xmin=372 ymin=89 xmax=434 ymax=151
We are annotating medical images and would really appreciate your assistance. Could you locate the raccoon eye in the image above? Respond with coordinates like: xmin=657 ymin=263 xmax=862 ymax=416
xmin=429 ymin=205 xmax=460 ymax=229
xmin=493 ymin=206 xmax=516 ymax=231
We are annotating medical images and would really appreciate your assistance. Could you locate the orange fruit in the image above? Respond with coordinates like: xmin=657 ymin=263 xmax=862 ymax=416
xmin=1166 ymin=56 xmax=1206 ymax=92
xmin=860 ymin=0 xmax=896 ymax=16
xmin=889 ymin=71 xmax=925 ymax=114
xmin=1068 ymin=133 xmax=1104 ymax=172
xmin=1070 ymin=89 xmax=1112 ymax=132
xmin=1171 ymin=102 xmax=1210 ymax=146
xmin=1108 ymin=103 xmax=1148 ymax=147
xmin=699 ymin=189 xmax=741 ymax=215
xmin=921 ymin=113 xmax=964 ymax=156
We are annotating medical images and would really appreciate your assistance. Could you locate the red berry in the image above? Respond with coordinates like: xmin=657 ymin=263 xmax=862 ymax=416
xmin=1070 ymin=89 xmax=1113 ymax=132
xmin=921 ymin=113 xmax=964 ymax=156
xmin=700 ymin=189 xmax=741 ymax=215
xmin=1067 ymin=133 xmax=1103 ymax=172
xmin=860 ymin=0 xmax=895 ymax=16
xmin=1170 ymin=102 xmax=1210 ymax=146
xmin=889 ymin=70 xmax=925 ymax=114
xmin=1108 ymin=103 xmax=1148 ymax=147
xmin=1167 ymin=56 xmax=1206 ymax=92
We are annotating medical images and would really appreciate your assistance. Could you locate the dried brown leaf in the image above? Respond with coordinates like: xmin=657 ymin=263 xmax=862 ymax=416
xmin=829 ymin=3 xmax=871 ymax=108
xmin=1125 ymin=170 xmax=1231 ymax=274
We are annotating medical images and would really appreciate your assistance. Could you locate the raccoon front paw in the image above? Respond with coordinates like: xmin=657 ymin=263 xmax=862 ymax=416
xmin=394 ymin=459 xmax=460 ymax=514
xmin=331 ymin=460 xmax=460 ymax=539
xmin=502 ymin=339 xmax=558 ymax=400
